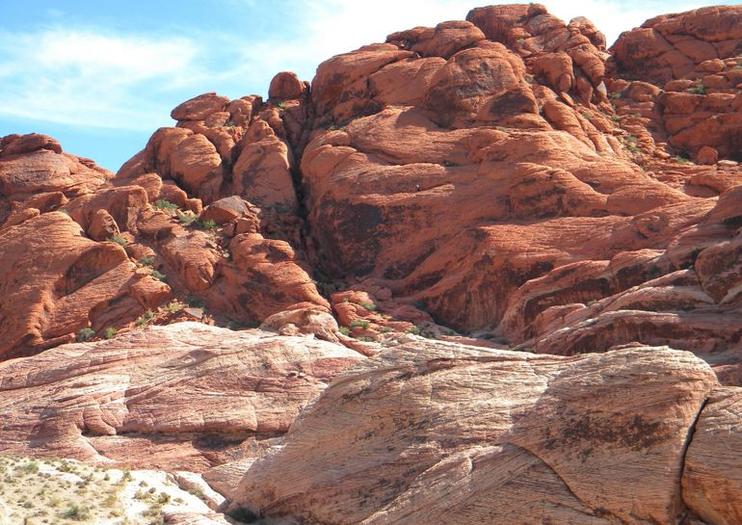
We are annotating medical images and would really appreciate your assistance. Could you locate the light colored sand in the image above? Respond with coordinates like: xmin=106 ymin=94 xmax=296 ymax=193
xmin=0 ymin=456 xmax=228 ymax=525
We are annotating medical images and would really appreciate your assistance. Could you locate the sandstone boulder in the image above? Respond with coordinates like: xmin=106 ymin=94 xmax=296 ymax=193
xmin=232 ymin=342 xmax=718 ymax=524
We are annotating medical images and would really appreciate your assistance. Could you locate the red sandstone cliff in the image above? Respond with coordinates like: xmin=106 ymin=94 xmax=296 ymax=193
xmin=1 ymin=4 xmax=741 ymax=524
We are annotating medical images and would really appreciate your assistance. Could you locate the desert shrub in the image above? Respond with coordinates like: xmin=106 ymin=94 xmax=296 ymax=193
xmin=135 ymin=310 xmax=155 ymax=327
xmin=154 ymin=199 xmax=179 ymax=212
xmin=151 ymin=270 xmax=167 ymax=282
xmin=176 ymin=209 xmax=197 ymax=226
xmin=139 ymin=255 xmax=155 ymax=267
xmin=687 ymin=83 xmax=707 ymax=95
xmin=350 ymin=319 xmax=369 ymax=329
xmin=19 ymin=460 xmax=39 ymax=474
xmin=104 ymin=327 xmax=118 ymax=339
xmin=195 ymin=218 xmax=218 ymax=231
xmin=61 ymin=504 xmax=90 ymax=521
xmin=77 ymin=327 xmax=95 ymax=342
xmin=109 ymin=234 xmax=128 ymax=246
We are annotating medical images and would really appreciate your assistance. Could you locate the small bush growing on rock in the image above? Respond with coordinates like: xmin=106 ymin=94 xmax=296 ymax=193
xmin=407 ymin=325 xmax=422 ymax=335
xmin=176 ymin=209 xmax=198 ymax=226
xmin=361 ymin=302 xmax=377 ymax=311
xmin=624 ymin=134 xmax=639 ymax=153
xmin=687 ymin=83 xmax=707 ymax=95
xmin=164 ymin=301 xmax=183 ymax=314
xmin=109 ymin=234 xmax=128 ymax=246
xmin=139 ymin=255 xmax=155 ymax=267
xmin=104 ymin=327 xmax=118 ymax=339
xmin=151 ymin=269 xmax=167 ymax=282
xmin=338 ymin=326 xmax=350 ymax=336
xmin=195 ymin=218 xmax=218 ymax=231
xmin=154 ymin=199 xmax=179 ymax=212
xmin=77 ymin=327 xmax=95 ymax=342
xmin=350 ymin=319 xmax=370 ymax=329
xmin=135 ymin=310 xmax=155 ymax=327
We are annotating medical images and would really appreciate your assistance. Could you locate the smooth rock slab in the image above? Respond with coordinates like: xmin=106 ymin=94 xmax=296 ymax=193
xmin=0 ymin=323 xmax=363 ymax=472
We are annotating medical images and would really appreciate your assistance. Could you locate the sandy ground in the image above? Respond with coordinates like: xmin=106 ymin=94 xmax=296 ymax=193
xmin=0 ymin=455 xmax=229 ymax=524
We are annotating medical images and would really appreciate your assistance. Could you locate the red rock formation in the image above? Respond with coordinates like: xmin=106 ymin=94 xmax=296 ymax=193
xmin=0 ymin=323 xmax=362 ymax=472
xmin=1 ymin=5 xmax=742 ymax=524
xmin=228 ymin=341 xmax=735 ymax=524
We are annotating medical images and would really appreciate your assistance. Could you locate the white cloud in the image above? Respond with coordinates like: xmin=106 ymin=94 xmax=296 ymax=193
xmin=0 ymin=30 xmax=201 ymax=130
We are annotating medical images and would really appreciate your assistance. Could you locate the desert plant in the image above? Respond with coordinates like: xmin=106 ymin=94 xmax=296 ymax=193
xmin=139 ymin=255 xmax=155 ymax=267
xmin=135 ymin=310 xmax=155 ymax=327
xmin=164 ymin=301 xmax=183 ymax=314
xmin=674 ymin=155 xmax=692 ymax=164
xmin=77 ymin=327 xmax=96 ymax=342
xmin=104 ymin=327 xmax=118 ymax=339
xmin=176 ymin=209 xmax=198 ymax=226
xmin=338 ymin=326 xmax=350 ymax=336
xmin=19 ymin=460 xmax=39 ymax=474
xmin=361 ymin=302 xmax=377 ymax=311
xmin=195 ymin=218 xmax=218 ymax=231
xmin=61 ymin=504 xmax=90 ymax=521
xmin=151 ymin=269 xmax=167 ymax=282
xmin=154 ymin=199 xmax=179 ymax=212
xmin=109 ymin=234 xmax=128 ymax=246
xmin=687 ymin=83 xmax=707 ymax=95
xmin=407 ymin=325 xmax=421 ymax=335
xmin=350 ymin=319 xmax=370 ymax=329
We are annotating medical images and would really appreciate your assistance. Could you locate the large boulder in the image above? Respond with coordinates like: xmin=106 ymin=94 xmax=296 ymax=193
xmin=231 ymin=342 xmax=719 ymax=524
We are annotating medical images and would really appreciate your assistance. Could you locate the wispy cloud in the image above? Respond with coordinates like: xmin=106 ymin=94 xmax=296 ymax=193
xmin=0 ymin=29 xmax=202 ymax=130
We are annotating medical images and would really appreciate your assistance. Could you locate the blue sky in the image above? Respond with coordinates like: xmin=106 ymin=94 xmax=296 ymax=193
xmin=0 ymin=0 xmax=725 ymax=170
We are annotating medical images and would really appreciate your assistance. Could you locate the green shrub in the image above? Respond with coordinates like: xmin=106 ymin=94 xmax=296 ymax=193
xmin=135 ymin=310 xmax=155 ymax=327
xmin=338 ymin=326 xmax=350 ymax=336
xmin=349 ymin=319 xmax=370 ymax=329
xmin=109 ymin=234 xmax=128 ymax=246
xmin=154 ymin=199 xmax=179 ymax=212
xmin=687 ymin=83 xmax=706 ymax=95
xmin=77 ymin=327 xmax=96 ymax=342
xmin=176 ymin=209 xmax=198 ymax=226
xmin=407 ymin=325 xmax=421 ymax=335
xmin=19 ymin=461 xmax=39 ymax=474
xmin=60 ymin=504 xmax=90 ymax=521
xmin=361 ymin=302 xmax=377 ymax=311
xmin=164 ymin=301 xmax=183 ymax=314
xmin=151 ymin=270 xmax=167 ymax=282
xmin=195 ymin=218 xmax=218 ymax=231
xmin=139 ymin=255 xmax=155 ymax=267
xmin=104 ymin=327 xmax=118 ymax=339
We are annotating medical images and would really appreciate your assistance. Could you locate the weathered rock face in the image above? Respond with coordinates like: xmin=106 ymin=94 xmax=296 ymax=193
xmin=2 ymin=4 xmax=741 ymax=381
xmin=610 ymin=5 xmax=742 ymax=161
xmin=683 ymin=387 xmax=742 ymax=525
xmin=0 ymin=323 xmax=362 ymax=472
xmin=230 ymin=341 xmax=726 ymax=524
xmin=0 ymin=211 xmax=169 ymax=360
